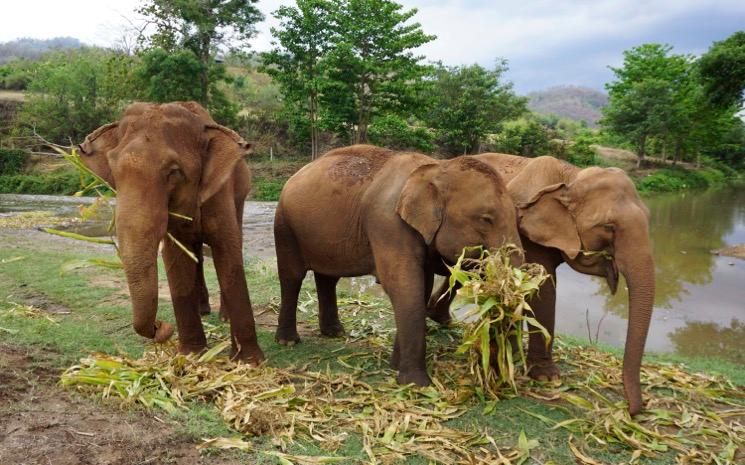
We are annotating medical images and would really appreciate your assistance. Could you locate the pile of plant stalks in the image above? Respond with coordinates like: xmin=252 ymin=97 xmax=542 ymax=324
xmin=0 ymin=210 xmax=78 ymax=229
xmin=446 ymin=245 xmax=551 ymax=396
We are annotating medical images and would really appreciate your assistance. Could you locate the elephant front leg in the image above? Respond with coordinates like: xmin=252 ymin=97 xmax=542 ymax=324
xmin=426 ymin=277 xmax=455 ymax=325
xmin=163 ymin=235 xmax=207 ymax=354
xmin=527 ymin=271 xmax=560 ymax=381
xmin=195 ymin=244 xmax=212 ymax=316
xmin=376 ymin=254 xmax=431 ymax=387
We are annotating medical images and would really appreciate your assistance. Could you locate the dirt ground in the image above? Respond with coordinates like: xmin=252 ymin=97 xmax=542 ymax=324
xmin=0 ymin=344 xmax=245 ymax=465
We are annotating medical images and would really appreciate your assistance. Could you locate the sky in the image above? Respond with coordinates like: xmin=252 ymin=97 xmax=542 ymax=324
xmin=1 ymin=0 xmax=743 ymax=94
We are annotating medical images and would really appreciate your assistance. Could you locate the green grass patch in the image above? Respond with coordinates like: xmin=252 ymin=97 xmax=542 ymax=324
xmin=635 ymin=167 xmax=729 ymax=193
xmin=0 ymin=169 xmax=82 ymax=195
xmin=251 ymin=176 xmax=287 ymax=201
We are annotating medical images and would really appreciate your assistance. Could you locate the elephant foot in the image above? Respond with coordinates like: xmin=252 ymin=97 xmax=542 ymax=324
xmin=527 ymin=359 xmax=561 ymax=382
xmin=153 ymin=321 xmax=174 ymax=343
xmin=397 ymin=369 xmax=432 ymax=387
xmin=199 ymin=302 xmax=212 ymax=317
xmin=320 ymin=322 xmax=345 ymax=338
xmin=178 ymin=342 xmax=207 ymax=355
xmin=275 ymin=327 xmax=301 ymax=346
xmin=219 ymin=306 xmax=229 ymax=322
xmin=231 ymin=345 xmax=265 ymax=366
xmin=426 ymin=306 xmax=452 ymax=326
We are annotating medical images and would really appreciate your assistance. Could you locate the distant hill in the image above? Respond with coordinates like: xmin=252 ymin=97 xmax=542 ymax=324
xmin=0 ymin=37 xmax=84 ymax=64
xmin=527 ymin=85 xmax=608 ymax=126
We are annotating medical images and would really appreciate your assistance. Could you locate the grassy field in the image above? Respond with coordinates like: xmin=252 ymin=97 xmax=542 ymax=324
xmin=0 ymin=219 xmax=742 ymax=464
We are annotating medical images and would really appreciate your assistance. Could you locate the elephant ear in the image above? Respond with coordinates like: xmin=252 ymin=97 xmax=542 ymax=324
xmin=396 ymin=164 xmax=444 ymax=245
xmin=200 ymin=123 xmax=252 ymax=206
xmin=78 ymin=122 xmax=119 ymax=188
xmin=516 ymin=182 xmax=581 ymax=259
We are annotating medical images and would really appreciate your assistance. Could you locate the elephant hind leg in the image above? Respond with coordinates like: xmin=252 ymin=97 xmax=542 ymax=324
xmin=315 ymin=272 xmax=344 ymax=337
xmin=275 ymin=214 xmax=305 ymax=346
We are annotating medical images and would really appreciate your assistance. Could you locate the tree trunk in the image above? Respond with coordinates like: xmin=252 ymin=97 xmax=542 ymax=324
xmin=309 ymin=93 xmax=318 ymax=160
xmin=673 ymin=137 xmax=682 ymax=166
xmin=198 ymin=33 xmax=211 ymax=106
xmin=636 ymin=134 xmax=646 ymax=168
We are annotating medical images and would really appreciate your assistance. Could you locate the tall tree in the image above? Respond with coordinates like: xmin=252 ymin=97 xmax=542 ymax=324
xmin=326 ymin=0 xmax=435 ymax=144
xmin=426 ymin=62 xmax=527 ymax=156
xmin=698 ymin=31 xmax=745 ymax=109
xmin=602 ymin=44 xmax=691 ymax=167
xmin=138 ymin=0 xmax=263 ymax=105
xmin=262 ymin=0 xmax=334 ymax=160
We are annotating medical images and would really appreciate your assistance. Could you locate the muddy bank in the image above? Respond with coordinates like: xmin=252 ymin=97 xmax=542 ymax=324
xmin=714 ymin=243 xmax=745 ymax=260
xmin=0 ymin=345 xmax=243 ymax=465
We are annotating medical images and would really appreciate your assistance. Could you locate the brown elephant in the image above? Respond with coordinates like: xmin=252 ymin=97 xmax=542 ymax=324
xmin=273 ymin=145 xmax=522 ymax=386
xmin=78 ymin=101 xmax=264 ymax=364
xmin=429 ymin=154 xmax=655 ymax=414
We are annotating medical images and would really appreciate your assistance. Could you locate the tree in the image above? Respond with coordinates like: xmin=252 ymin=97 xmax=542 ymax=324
xmin=325 ymin=0 xmax=435 ymax=144
xmin=136 ymin=48 xmax=204 ymax=102
xmin=602 ymin=44 xmax=692 ymax=167
xmin=20 ymin=48 xmax=138 ymax=144
xmin=426 ymin=62 xmax=527 ymax=156
xmin=138 ymin=0 xmax=264 ymax=105
xmin=262 ymin=0 xmax=334 ymax=159
xmin=493 ymin=117 xmax=552 ymax=157
xmin=698 ymin=31 xmax=745 ymax=108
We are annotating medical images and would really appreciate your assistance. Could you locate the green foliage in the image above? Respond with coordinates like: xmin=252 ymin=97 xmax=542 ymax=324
xmin=136 ymin=48 xmax=203 ymax=102
xmin=251 ymin=177 xmax=286 ymax=201
xmin=138 ymin=0 xmax=264 ymax=105
xmin=635 ymin=167 xmax=728 ymax=193
xmin=0 ymin=148 xmax=28 ymax=175
xmin=427 ymin=62 xmax=527 ymax=156
xmin=0 ymin=170 xmax=81 ymax=195
xmin=493 ymin=117 xmax=551 ymax=157
xmin=323 ymin=0 xmax=436 ymax=143
xmin=698 ymin=31 xmax=745 ymax=108
xmin=367 ymin=114 xmax=435 ymax=153
xmin=566 ymin=131 xmax=600 ymax=167
xmin=0 ymin=59 xmax=34 ymax=90
xmin=19 ymin=48 xmax=138 ymax=144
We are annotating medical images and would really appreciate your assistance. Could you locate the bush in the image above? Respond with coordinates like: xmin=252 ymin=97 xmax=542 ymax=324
xmin=567 ymin=132 xmax=600 ymax=167
xmin=251 ymin=177 xmax=286 ymax=201
xmin=368 ymin=114 xmax=435 ymax=153
xmin=635 ymin=167 xmax=727 ymax=193
xmin=0 ymin=170 xmax=81 ymax=195
xmin=493 ymin=118 xmax=552 ymax=157
xmin=0 ymin=148 xmax=29 ymax=175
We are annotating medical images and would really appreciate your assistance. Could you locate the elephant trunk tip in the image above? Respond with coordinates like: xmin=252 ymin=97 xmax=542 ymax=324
xmin=133 ymin=319 xmax=174 ymax=342
xmin=624 ymin=373 xmax=643 ymax=415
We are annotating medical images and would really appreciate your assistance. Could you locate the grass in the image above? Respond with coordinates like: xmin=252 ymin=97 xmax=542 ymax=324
xmin=0 ymin=229 xmax=742 ymax=464
xmin=634 ymin=166 xmax=730 ymax=193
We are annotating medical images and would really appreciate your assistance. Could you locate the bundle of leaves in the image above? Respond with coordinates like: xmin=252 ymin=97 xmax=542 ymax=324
xmin=447 ymin=245 xmax=550 ymax=396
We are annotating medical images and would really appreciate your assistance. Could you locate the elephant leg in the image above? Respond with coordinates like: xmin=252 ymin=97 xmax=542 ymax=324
xmin=275 ymin=215 xmax=305 ymax=346
xmin=195 ymin=244 xmax=212 ymax=316
xmin=426 ymin=277 xmax=456 ymax=325
xmin=163 ymin=235 xmax=207 ymax=354
xmin=204 ymin=202 xmax=264 ymax=364
xmin=525 ymin=243 xmax=561 ymax=381
xmin=218 ymin=200 xmax=245 ymax=322
xmin=375 ymin=252 xmax=431 ymax=387
xmin=315 ymin=272 xmax=344 ymax=337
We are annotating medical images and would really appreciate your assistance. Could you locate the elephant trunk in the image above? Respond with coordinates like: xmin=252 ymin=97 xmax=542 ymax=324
xmin=615 ymin=231 xmax=655 ymax=415
xmin=116 ymin=190 xmax=172 ymax=341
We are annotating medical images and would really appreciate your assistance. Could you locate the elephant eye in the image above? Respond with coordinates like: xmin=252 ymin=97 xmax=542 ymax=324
xmin=603 ymin=223 xmax=615 ymax=232
xmin=167 ymin=165 xmax=182 ymax=180
xmin=480 ymin=215 xmax=495 ymax=225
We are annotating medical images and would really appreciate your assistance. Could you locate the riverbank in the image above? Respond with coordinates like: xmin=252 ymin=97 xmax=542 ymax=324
xmin=0 ymin=226 xmax=742 ymax=464
xmin=1 ymin=148 xmax=741 ymax=200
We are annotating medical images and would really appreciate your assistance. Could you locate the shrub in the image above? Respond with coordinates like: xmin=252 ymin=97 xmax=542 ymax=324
xmin=0 ymin=170 xmax=81 ymax=195
xmin=567 ymin=133 xmax=600 ymax=167
xmin=251 ymin=177 xmax=286 ymax=201
xmin=368 ymin=114 xmax=435 ymax=153
xmin=0 ymin=148 xmax=29 ymax=175
xmin=635 ymin=167 xmax=727 ymax=193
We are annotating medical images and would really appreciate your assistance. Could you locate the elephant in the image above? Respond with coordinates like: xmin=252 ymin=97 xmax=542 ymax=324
xmin=273 ymin=144 xmax=522 ymax=387
xmin=78 ymin=101 xmax=265 ymax=364
xmin=428 ymin=154 xmax=655 ymax=414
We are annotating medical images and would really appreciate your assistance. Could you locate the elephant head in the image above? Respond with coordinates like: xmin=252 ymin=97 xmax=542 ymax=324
xmin=509 ymin=156 xmax=655 ymax=415
xmin=397 ymin=156 xmax=523 ymax=265
xmin=78 ymin=101 xmax=251 ymax=341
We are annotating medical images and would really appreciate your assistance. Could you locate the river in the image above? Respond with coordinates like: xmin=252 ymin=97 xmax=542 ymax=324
xmin=1 ymin=187 xmax=743 ymax=363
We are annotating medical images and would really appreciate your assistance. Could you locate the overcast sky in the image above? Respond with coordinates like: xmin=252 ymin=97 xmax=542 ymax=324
xmin=1 ymin=0 xmax=743 ymax=94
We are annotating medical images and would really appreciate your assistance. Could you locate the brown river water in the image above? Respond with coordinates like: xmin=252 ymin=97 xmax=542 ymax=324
xmin=1 ymin=187 xmax=744 ymax=363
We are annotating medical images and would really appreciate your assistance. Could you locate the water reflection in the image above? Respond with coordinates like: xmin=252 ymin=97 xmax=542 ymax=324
xmin=556 ymin=186 xmax=745 ymax=362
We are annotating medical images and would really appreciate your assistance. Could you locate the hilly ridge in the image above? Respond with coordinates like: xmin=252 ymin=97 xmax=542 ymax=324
xmin=527 ymin=85 xmax=608 ymax=126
